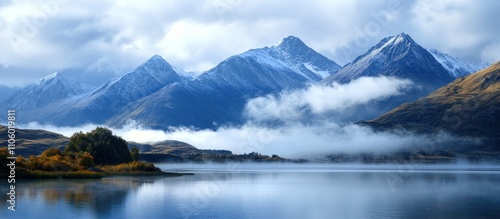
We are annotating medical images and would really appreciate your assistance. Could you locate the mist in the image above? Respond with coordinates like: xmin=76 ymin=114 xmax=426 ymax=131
xmin=22 ymin=121 xmax=471 ymax=158
xmin=18 ymin=76 xmax=473 ymax=158
xmin=245 ymin=76 xmax=412 ymax=122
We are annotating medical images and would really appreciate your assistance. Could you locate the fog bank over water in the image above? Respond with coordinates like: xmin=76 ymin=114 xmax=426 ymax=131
xmin=21 ymin=121 xmax=475 ymax=158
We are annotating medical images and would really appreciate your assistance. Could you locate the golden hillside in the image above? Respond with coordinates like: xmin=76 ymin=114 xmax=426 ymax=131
xmin=367 ymin=62 xmax=500 ymax=139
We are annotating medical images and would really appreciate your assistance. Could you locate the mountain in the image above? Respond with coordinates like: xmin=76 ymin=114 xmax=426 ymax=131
xmin=323 ymin=33 xmax=453 ymax=89
xmin=0 ymin=125 xmax=69 ymax=156
xmin=8 ymin=55 xmax=183 ymax=126
xmin=67 ymin=54 xmax=182 ymax=123
xmin=320 ymin=33 xmax=454 ymax=121
xmin=365 ymin=62 xmax=500 ymax=150
xmin=271 ymin=36 xmax=341 ymax=79
xmin=3 ymin=37 xmax=340 ymax=128
xmin=428 ymin=49 xmax=489 ymax=78
xmin=1 ymin=72 xmax=91 ymax=111
xmin=196 ymin=35 xmax=341 ymax=90
xmin=106 ymin=36 xmax=341 ymax=129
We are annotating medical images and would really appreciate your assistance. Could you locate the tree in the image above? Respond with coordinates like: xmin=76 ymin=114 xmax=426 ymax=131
xmin=65 ymin=131 xmax=88 ymax=154
xmin=78 ymin=152 xmax=94 ymax=169
xmin=130 ymin=147 xmax=139 ymax=162
xmin=65 ymin=127 xmax=132 ymax=165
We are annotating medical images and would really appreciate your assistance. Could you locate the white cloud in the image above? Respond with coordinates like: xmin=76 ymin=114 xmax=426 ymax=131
xmin=480 ymin=43 xmax=500 ymax=64
xmin=410 ymin=0 xmax=500 ymax=63
xmin=245 ymin=76 xmax=412 ymax=122
xmin=1 ymin=0 xmax=498 ymax=89
xmin=20 ymin=121 xmax=468 ymax=158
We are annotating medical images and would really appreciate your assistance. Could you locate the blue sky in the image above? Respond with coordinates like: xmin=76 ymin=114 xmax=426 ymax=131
xmin=0 ymin=0 xmax=499 ymax=98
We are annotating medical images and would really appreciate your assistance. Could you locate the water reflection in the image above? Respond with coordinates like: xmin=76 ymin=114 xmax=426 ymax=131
xmin=1 ymin=164 xmax=500 ymax=219
xmin=0 ymin=177 xmax=152 ymax=219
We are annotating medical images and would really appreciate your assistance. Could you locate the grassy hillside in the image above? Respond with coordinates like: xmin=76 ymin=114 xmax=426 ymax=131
xmin=0 ymin=125 xmax=69 ymax=156
xmin=365 ymin=62 xmax=500 ymax=150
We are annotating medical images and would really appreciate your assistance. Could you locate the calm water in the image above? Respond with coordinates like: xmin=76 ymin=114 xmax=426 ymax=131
xmin=2 ymin=163 xmax=500 ymax=219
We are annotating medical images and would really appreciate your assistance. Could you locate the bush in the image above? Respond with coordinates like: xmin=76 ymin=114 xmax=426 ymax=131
xmin=41 ymin=148 xmax=62 ymax=157
xmin=99 ymin=161 xmax=160 ymax=172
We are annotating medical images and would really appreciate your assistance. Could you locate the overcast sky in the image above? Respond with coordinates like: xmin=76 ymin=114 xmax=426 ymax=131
xmin=1 ymin=0 xmax=499 ymax=92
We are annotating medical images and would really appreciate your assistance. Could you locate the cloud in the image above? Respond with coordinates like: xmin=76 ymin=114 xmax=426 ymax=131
xmin=480 ymin=43 xmax=500 ymax=64
xmin=410 ymin=0 xmax=500 ymax=63
xmin=1 ymin=0 xmax=498 ymax=90
xmin=21 ymin=120 xmax=472 ymax=159
xmin=15 ymin=75 xmax=442 ymax=159
xmin=19 ymin=74 xmax=467 ymax=159
xmin=245 ymin=76 xmax=412 ymax=122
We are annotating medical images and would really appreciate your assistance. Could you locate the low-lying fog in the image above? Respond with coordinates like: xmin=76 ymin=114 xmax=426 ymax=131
xmin=20 ymin=77 xmax=479 ymax=158
xmin=159 ymin=162 xmax=500 ymax=173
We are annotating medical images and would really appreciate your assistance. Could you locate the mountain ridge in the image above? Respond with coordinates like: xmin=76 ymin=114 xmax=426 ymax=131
xmin=428 ymin=49 xmax=489 ymax=78
xmin=1 ymin=72 xmax=92 ymax=112
xmin=106 ymin=36 xmax=342 ymax=129
xmin=322 ymin=33 xmax=453 ymax=88
xmin=365 ymin=62 xmax=500 ymax=146
xmin=2 ymin=34 xmax=490 ymax=130
xmin=318 ymin=33 xmax=455 ymax=122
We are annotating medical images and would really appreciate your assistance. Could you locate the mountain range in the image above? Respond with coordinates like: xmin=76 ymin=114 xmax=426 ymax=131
xmin=1 ymin=33 xmax=489 ymax=130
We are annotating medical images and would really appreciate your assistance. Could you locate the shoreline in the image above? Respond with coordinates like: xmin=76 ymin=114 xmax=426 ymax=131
xmin=1 ymin=170 xmax=193 ymax=179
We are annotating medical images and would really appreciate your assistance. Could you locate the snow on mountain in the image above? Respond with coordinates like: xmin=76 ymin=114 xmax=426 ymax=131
xmin=172 ymin=66 xmax=200 ymax=80
xmin=199 ymin=36 xmax=341 ymax=90
xmin=4 ymin=55 xmax=183 ymax=126
xmin=320 ymin=33 xmax=454 ymax=122
xmin=1 ymin=72 xmax=92 ymax=111
xmin=106 ymin=36 xmax=342 ymax=129
xmin=11 ymin=34 xmax=482 ymax=129
xmin=10 ymin=38 xmax=335 ymax=127
xmin=272 ymin=36 xmax=341 ymax=79
xmin=63 ymin=54 xmax=184 ymax=123
xmin=322 ymin=33 xmax=453 ymax=89
xmin=428 ymin=49 xmax=489 ymax=78
xmin=232 ymin=36 xmax=341 ymax=81
xmin=85 ymin=54 xmax=181 ymax=104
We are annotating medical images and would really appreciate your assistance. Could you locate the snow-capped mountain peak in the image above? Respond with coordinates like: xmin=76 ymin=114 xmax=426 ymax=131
xmin=130 ymin=54 xmax=180 ymax=82
xmin=360 ymin=33 xmax=418 ymax=63
xmin=322 ymin=32 xmax=453 ymax=87
xmin=205 ymin=36 xmax=341 ymax=85
xmin=272 ymin=35 xmax=341 ymax=79
xmin=428 ymin=48 xmax=489 ymax=78
xmin=35 ymin=72 xmax=60 ymax=85
xmin=274 ymin=35 xmax=308 ymax=51
xmin=393 ymin=32 xmax=414 ymax=44
xmin=32 ymin=72 xmax=90 ymax=94
xmin=1 ymin=72 xmax=91 ymax=111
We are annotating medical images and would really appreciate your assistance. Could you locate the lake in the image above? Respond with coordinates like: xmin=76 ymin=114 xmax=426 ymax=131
xmin=2 ymin=163 xmax=500 ymax=219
